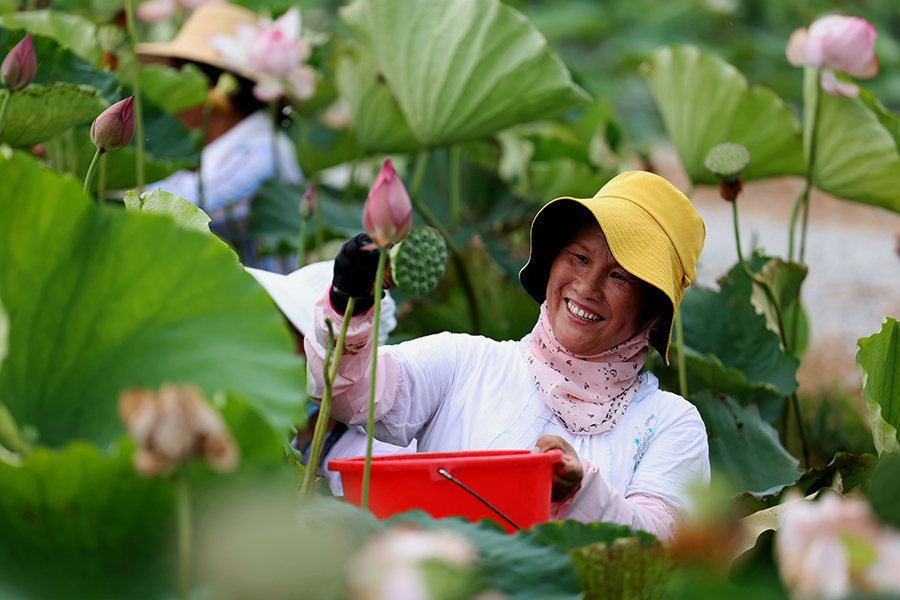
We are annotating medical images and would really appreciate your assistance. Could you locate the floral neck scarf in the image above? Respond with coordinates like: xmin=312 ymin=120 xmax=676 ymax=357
xmin=525 ymin=302 xmax=650 ymax=435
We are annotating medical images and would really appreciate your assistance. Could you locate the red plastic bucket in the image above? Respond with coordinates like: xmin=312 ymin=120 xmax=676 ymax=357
xmin=329 ymin=449 xmax=563 ymax=533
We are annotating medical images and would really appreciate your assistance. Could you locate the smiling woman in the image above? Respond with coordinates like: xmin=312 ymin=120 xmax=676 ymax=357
xmin=305 ymin=171 xmax=708 ymax=541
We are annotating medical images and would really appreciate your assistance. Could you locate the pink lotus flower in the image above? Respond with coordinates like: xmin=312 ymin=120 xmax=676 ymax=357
xmin=786 ymin=15 xmax=878 ymax=98
xmin=362 ymin=158 xmax=413 ymax=247
xmin=90 ymin=96 xmax=136 ymax=153
xmin=1 ymin=32 xmax=37 ymax=91
xmin=775 ymin=493 xmax=900 ymax=599
xmin=210 ymin=7 xmax=316 ymax=103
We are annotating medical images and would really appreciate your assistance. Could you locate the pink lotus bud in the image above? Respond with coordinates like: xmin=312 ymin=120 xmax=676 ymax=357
xmin=804 ymin=16 xmax=878 ymax=78
xmin=786 ymin=16 xmax=878 ymax=98
xmin=1 ymin=33 xmax=37 ymax=91
xmin=362 ymin=158 xmax=413 ymax=247
xmin=299 ymin=184 xmax=317 ymax=219
xmin=90 ymin=95 xmax=136 ymax=153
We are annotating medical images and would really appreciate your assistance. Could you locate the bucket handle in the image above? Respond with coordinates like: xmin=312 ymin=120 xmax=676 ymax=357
xmin=437 ymin=468 xmax=521 ymax=531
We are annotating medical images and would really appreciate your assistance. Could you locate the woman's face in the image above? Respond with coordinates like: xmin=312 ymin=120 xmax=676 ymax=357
xmin=546 ymin=222 xmax=647 ymax=356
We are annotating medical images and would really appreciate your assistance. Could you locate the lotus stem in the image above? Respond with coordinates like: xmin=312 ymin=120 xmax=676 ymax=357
xmin=0 ymin=92 xmax=12 ymax=142
xmin=269 ymin=101 xmax=281 ymax=181
xmin=733 ymin=201 xmax=789 ymax=349
xmin=98 ymin=153 xmax=107 ymax=203
xmin=83 ymin=149 xmax=102 ymax=195
xmin=408 ymin=150 xmax=481 ymax=334
xmin=176 ymin=471 xmax=192 ymax=600
xmin=299 ymin=298 xmax=356 ymax=500
xmin=789 ymin=68 xmax=823 ymax=263
xmin=297 ymin=216 xmax=309 ymax=269
xmin=361 ymin=251 xmax=387 ymax=510
xmin=197 ymin=101 xmax=213 ymax=212
xmin=123 ymin=0 xmax=145 ymax=193
xmin=315 ymin=183 xmax=325 ymax=262
xmin=449 ymin=146 xmax=462 ymax=227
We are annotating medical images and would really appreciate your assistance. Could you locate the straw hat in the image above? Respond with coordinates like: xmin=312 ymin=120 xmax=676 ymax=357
xmin=135 ymin=2 xmax=260 ymax=82
xmin=519 ymin=171 xmax=706 ymax=363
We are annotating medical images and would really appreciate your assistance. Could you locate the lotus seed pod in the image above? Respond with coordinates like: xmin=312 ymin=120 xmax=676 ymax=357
xmin=704 ymin=142 xmax=750 ymax=181
xmin=388 ymin=226 xmax=448 ymax=297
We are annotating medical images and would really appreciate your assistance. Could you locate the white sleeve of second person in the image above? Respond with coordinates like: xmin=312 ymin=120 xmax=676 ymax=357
xmin=146 ymin=110 xmax=301 ymax=221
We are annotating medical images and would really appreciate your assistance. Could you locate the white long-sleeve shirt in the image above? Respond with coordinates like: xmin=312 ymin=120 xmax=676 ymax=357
xmin=148 ymin=109 xmax=302 ymax=225
xmin=305 ymin=292 xmax=710 ymax=541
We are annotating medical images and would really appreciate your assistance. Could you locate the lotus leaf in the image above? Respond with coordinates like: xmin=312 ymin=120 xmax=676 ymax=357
xmin=0 ymin=83 xmax=106 ymax=146
xmin=138 ymin=63 xmax=209 ymax=115
xmin=641 ymin=45 xmax=805 ymax=185
xmin=856 ymin=316 xmax=900 ymax=456
xmin=0 ymin=153 xmax=305 ymax=447
xmin=692 ymin=391 xmax=803 ymax=498
xmin=805 ymin=69 xmax=900 ymax=214
xmin=0 ymin=442 xmax=175 ymax=600
xmin=0 ymin=10 xmax=100 ymax=65
xmin=0 ymin=26 xmax=115 ymax=93
xmin=123 ymin=188 xmax=212 ymax=234
xmin=388 ymin=511 xmax=582 ymax=600
xmin=334 ymin=44 xmax=419 ymax=154
xmin=340 ymin=0 xmax=590 ymax=148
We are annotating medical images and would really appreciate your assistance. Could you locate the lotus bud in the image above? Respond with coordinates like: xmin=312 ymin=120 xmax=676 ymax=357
xmin=1 ymin=33 xmax=37 ymax=91
xmin=786 ymin=15 xmax=878 ymax=98
xmin=90 ymin=95 xmax=136 ymax=153
xmin=362 ymin=158 xmax=413 ymax=247
xmin=299 ymin=183 xmax=317 ymax=220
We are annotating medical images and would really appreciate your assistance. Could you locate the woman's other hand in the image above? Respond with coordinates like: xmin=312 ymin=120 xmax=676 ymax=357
xmin=532 ymin=434 xmax=584 ymax=502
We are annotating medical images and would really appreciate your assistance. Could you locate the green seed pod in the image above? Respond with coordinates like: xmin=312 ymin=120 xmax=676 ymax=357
xmin=388 ymin=226 xmax=448 ymax=297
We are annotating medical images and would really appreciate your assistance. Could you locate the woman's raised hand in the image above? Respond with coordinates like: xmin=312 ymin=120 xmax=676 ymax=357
xmin=532 ymin=434 xmax=584 ymax=502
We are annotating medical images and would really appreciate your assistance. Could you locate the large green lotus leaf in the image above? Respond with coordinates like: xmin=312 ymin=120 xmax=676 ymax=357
xmin=529 ymin=157 xmax=613 ymax=202
xmin=0 ymin=84 xmax=107 ymax=147
xmin=339 ymin=0 xmax=590 ymax=148
xmin=0 ymin=153 xmax=305 ymax=447
xmin=856 ymin=317 xmax=900 ymax=456
xmin=0 ymin=10 xmax=101 ymax=65
xmin=868 ymin=451 xmax=900 ymax=529
xmin=388 ymin=512 xmax=582 ymax=600
xmin=641 ymin=45 xmax=804 ymax=185
xmin=0 ymin=442 xmax=175 ymax=600
xmin=139 ymin=63 xmax=209 ymax=115
xmin=334 ymin=45 xmax=420 ymax=154
xmin=678 ymin=277 xmax=799 ymax=402
xmin=123 ymin=188 xmax=212 ymax=234
xmin=0 ymin=26 xmax=116 ymax=93
xmin=692 ymin=391 xmax=802 ymax=497
xmin=805 ymin=69 xmax=900 ymax=214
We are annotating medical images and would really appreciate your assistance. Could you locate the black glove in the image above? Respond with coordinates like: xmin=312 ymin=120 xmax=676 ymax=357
xmin=330 ymin=233 xmax=382 ymax=315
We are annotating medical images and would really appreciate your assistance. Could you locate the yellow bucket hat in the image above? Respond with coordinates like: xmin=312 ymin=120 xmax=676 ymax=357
xmin=519 ymin=170 xmax=706 ymax=363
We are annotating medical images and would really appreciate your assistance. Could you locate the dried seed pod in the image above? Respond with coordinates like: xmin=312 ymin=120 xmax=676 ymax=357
xmin=119 ymin=384 xmax=239 ymax=477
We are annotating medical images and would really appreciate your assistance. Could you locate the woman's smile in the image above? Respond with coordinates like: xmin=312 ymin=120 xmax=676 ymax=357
xmin=565 ymin=299 xmax=602 ymax=322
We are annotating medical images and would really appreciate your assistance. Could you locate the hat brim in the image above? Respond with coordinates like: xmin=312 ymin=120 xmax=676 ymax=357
xmin=136 ymin=42 xmax=261 ymax=83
